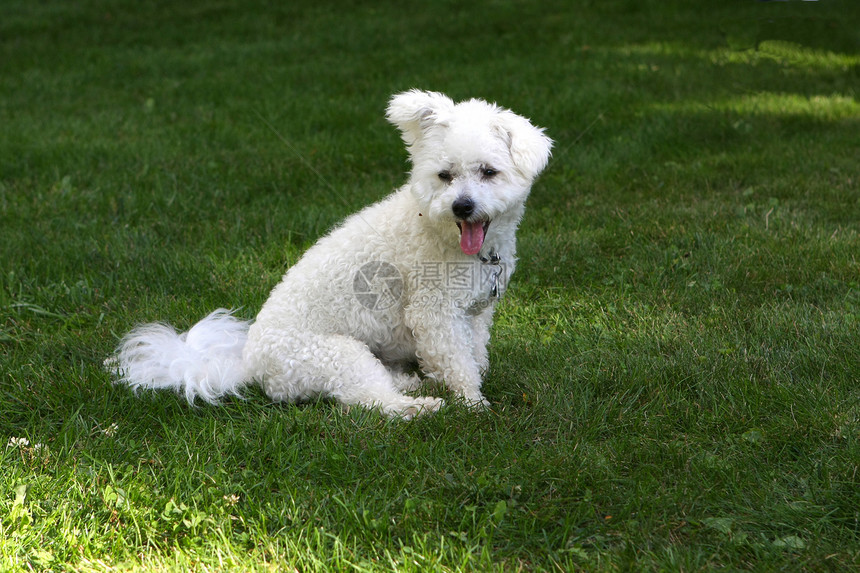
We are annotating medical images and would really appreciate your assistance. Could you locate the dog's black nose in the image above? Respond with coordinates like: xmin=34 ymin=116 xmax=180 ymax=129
xmin=452 ymin=196 xmax=475 ymax=220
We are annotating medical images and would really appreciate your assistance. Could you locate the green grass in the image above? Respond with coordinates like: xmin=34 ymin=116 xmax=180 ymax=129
xmin=2 ymin=0 xmax=859 ymax=570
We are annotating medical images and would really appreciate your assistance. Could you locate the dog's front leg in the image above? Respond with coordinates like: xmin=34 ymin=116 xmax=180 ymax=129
xmin=469 ymin=310 xmax=494 ymax=375
xmin=406 ymin=305 xmax=489 ymax=408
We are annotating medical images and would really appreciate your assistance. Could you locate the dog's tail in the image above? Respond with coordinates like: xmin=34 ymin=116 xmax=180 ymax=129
xmin=107 ymin=309 xmax=252 ymax=404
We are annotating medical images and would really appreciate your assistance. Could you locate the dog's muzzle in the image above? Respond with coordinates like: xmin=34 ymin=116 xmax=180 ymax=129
xmin=453 ymin=196 xmax=490 ymax=256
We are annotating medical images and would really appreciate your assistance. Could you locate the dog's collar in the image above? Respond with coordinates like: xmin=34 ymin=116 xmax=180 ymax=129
xmin=479 ymin=250 xmax=503 ymax=299
xmin=479 ymin=251 xmax=501 ymax=265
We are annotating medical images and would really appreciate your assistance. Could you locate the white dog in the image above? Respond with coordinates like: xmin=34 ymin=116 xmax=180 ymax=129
xmin=109 ymin=90 xmax=552 ymax=418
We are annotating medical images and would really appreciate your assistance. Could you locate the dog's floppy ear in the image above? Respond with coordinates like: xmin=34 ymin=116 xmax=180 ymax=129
xmin=495 ymin=111 xmax=553 ymax=180
xmin=386 ymin=90 xmax=455 ymax=147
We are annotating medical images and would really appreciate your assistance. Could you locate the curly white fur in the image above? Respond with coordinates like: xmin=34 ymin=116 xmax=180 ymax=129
xmin=109 ymin=90 xmax=552 ymax=419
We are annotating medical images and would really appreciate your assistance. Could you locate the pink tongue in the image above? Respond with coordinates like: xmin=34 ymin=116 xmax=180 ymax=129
xmin=459 ymin=221 xmax=485 ymax=255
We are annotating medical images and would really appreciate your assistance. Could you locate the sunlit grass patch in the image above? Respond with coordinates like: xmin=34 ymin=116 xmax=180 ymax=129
xmin=657 ymin=92 xmax=860 ymax=121
xmin=716 ymin=39 xmax=860 ymax=71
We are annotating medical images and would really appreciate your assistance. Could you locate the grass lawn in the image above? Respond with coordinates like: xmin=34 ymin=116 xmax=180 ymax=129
xmin=2 ymin=0 xmax=859 ymax=570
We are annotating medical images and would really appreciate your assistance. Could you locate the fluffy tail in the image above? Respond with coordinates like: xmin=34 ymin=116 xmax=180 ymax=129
xmin=107 ymin=309 xmax=252 ymax=404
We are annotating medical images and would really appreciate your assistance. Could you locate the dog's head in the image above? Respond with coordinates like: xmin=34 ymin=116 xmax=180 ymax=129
xmin=386 ymin=90 xmax=552 ymax=256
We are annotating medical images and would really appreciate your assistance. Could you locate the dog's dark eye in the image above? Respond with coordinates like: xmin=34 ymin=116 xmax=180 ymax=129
xmin=481 ymin=167 xmax=498 ymax=179
xmin=438 ymin=170 xmax=453 ymax=183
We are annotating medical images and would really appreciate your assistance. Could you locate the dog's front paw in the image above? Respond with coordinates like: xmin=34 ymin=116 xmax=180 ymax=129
xmin=385 ymin=396 xmax=445 ymax=420
xmin=461 ymin=392 xmax=490 ymax=410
